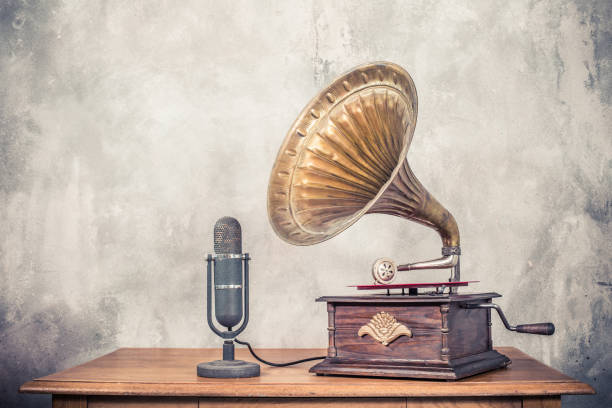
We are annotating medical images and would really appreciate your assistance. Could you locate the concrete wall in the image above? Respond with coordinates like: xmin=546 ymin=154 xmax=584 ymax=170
xmin=1 ymin=1 xmax=610 ymax=406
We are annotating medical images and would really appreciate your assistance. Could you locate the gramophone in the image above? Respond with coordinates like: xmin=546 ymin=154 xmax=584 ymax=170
xmin=267 ymin=61 xmax=554 ymax=380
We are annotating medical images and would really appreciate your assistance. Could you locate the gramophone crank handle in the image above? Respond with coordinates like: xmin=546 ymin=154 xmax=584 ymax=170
xmin=462 ymin=303 xmax=555 ymax=335
xmin=515 ymin=323 xmax=556 ymax=335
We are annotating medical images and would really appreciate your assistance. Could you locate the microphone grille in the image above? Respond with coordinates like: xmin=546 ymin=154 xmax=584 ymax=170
xmin=214 ymin=216 xmax=242 ymax=254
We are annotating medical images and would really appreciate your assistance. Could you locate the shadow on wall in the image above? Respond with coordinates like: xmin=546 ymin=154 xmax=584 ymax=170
xmin=0 ymin=297 xmax=119 ymax=407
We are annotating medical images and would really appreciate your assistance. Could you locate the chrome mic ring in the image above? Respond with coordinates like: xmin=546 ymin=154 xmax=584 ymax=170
xmin=215 ymin=284 xmax=243 ymax=290
xmin=211 ymin=253 xmax=246 ymax=260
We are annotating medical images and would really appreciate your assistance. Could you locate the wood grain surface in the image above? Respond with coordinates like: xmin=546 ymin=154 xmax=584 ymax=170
xmin=87 ymin=396 xmax=197 ymax=407
xmin=20 ymin=347 xmax=594 ymax=398
xmin=199 ymin=398 xmax=405 ymax=407
xmin=52 ymin=395 xmax=86 ymax=408
xmin=447 ymin=305 xmax=488 ymax=359
xmin=333 ymin=303 xmax=442 ymax=361
xmin=521 ymin=397 xmax=562 ymax=408
xmin=404 ymin=398 xmax=523 ymax=407
xmin=55 ymin=396 xmax=561 ymax=408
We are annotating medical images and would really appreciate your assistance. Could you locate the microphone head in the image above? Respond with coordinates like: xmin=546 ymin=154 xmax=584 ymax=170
xmin=214 ymin=217 xmax=242 ymax=254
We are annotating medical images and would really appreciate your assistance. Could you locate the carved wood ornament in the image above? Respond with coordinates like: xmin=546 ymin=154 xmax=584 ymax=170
xmin=358 ymin=311 xmax=412 ymax=346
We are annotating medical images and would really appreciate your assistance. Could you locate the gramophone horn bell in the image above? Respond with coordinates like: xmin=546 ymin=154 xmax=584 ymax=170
xmin=267 ymin=62 xmax=459 ymax=275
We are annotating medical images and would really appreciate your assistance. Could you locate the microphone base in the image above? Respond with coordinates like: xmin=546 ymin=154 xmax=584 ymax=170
xmin=197 ymin=360 xmax=260 ymax=378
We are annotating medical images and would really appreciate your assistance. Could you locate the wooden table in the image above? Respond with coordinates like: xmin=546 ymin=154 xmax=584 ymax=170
xmin=20 ymin=347 xmax=594 ymax=407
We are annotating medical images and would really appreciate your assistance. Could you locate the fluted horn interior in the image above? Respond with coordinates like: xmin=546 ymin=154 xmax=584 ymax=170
xmin=268 ymin=62 xmax=419 ymax=245
xmin=292 ymin=88 xmax=412 ymax=231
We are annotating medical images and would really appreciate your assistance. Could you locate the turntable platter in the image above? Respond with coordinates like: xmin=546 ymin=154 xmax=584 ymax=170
xmin=351 ymin=281 xmax=478 ymax=290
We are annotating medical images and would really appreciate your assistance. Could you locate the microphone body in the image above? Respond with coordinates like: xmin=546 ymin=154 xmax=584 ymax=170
xmin=213 ymin=256 xmax=243 ymax=329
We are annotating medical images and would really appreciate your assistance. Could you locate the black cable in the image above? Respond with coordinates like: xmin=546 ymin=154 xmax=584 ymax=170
xmin=234 ymin=338 xmax=325 ymax=367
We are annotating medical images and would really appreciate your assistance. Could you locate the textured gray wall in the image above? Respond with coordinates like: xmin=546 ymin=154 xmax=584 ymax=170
xmin=1 ymin=0 xmax=610 ymax=407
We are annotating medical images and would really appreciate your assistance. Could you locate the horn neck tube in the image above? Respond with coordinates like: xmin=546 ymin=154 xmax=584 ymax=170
xmin=367 ymin=159 xmax=460 ymax=271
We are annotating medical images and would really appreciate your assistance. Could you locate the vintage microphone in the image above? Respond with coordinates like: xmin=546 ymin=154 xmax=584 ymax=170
xmin=196 ymin=216 xmax=260 ymax=378
xmin=198 ymin=216 xmax=324 ymax=373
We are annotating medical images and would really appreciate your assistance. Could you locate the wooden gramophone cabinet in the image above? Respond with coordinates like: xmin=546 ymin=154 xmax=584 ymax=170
xmin=310 ymin=293 xmax=511 ymax=380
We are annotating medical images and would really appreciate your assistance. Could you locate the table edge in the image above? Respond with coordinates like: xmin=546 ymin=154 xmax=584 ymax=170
xmin=19 ymin=379 xmax=596 ymax=397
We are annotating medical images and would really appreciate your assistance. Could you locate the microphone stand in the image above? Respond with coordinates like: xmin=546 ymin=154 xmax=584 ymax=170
xmin=197 ymin=253 xmax=260 ymax=378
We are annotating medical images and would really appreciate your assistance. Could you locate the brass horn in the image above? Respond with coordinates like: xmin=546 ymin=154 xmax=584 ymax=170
xmin=267 ymin=62 xmax=460 ymax=284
